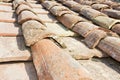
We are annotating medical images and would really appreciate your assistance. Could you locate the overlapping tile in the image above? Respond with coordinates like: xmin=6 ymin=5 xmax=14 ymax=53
xmin=61 ymin=1 xmax=120 ymax=35
xmin=0 ymin=0 xmax=118 ymax=80
xmin=31 ymin=39 xmax=92 ymax=80
xmin=33 ymin=8 xmax=49 ymax=14
xmin=37 ymin=13 xmax=58 ymax=23
xmin=43 ymin=1 xmax=120 ymax=62
xmin=53 ymin=37 xmax=108 ymax=59
xmin=13 ymin=0 xmax=93 ymax=79
xmin=78 ymin=58 xmax=120 ymax=80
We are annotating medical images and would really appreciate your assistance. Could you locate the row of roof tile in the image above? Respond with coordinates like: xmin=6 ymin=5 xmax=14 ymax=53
xmin=0 ymin=0 xmax=119 ymax=80
xmin=13 ymin=0 xmax=93 ymax=79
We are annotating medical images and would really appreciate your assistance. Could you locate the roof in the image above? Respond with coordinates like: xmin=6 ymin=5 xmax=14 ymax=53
xmin=0 ymin=0 xmax=120 ymax=80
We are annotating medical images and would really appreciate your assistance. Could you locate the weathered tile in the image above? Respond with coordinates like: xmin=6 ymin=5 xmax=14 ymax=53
xmin=53 ymin=37 xmax=107 ymax=59
xmin=27 ymin=0 xmax=38 ymax=4
xmin=1 ymin=0 xmax=12 ymax=2
xmin=37 ymin=13 xmax=58 ymax=23
xmin=16 ymin=4 xmax=33 ymax=15
xmin=0 ymin=62 xmax=38 ymax=80
xmin=31 ymin=39 xmax=92 ymax=80
xmin=93 ymin=16 xmax=120 ymax=29
xmin=0 ymin=12 xmax=16 ymax=23
xmin=92 ymin=4 xmax=109 ymax=10
xmin=45 ymin=23 xmax=77 ymax=37
xmin=57 ymin=13 xmax=86 ymax=29
xmin=81 ymin=1 xmax=95 ymax=6
xmin=0 ymin=37 xmax=32 ymax=62
xmin=0 ymin=22 xmax=22 ymax=36
xmin=103 ymin=1 xmax=119 ymax=8
xmin=13 ymin=0 xmax=27 ymax=10
xmin=98 ymin=36 xmax=120 ymax=62
xmin=42 ymin=1 xmax=61 ymax=10
xmin=33 ymin=8 xmax=49 ymax=14
xmin=80 ymin=8 xmax=107 ymax=20
xmin=0 ymin=5 xmax=13 ymax=12
xmin=29 ymin=3 xmax=43 ymax=8
xmin=71 ymin=4 xmax=90 ymax=12
xmin=73 ymin=22 xmax=98 ymax=37
xmin=50 ymin=6 xmax=71 ymax=16
xmin=0 ymin=2 xmax=12 ymax=6
xmin=114 ymin=6 xmax=120 ymax=10
xmin=63 ymin=1 xmax=80 ymax=8
xmin=18 ymin=10 xmax=42 ymax=24
xmin=102 ymin=9 xmax=120 ymax=19
xmin=112 ymin=24 xmax=120 ymax=35
xmin=84 ymin=29 xmax=107 ymax=48
xmin=78 ymin=58 xmax=120 ymax=80
xmin=22 ymin=20 xmax=53 ymax=46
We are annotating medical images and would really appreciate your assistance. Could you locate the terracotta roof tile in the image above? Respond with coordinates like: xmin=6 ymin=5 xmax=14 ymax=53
xmin=16 ymin=4 xmax=33 ymax=15
xmin=0 ymin=12 xmax=16 ymax=23
xmin=0 ymin=5 xmax=13 ymax=12
xmin=53 ymin=37 xmax=107 ymax=59
xmin=0 ymin=0 xmax=119 ymax=80
xmin=33 ymin=8 xmax=49 ymax=14
xmin=44 ymin=22 xmax=77 ymax=37
xmin=43 ymin=1 xmax=120 ymax=62
xmin=0 ymin=37 xmax=32 ymax=62
xmin=0 ymin=62 xmax=38 ymax=80
xmin=61 ymin=1 xmax=120 ymax=35
xmin=57 ymin=13 xmax=86 ymax=29
xmin=78 ymin=58 xmax=120 ymax=80
xmin=18 ymin=10 xmax=43 ymax=24
xmin=29 ymin=3 xmax=43 ymax=8
xmin=31 ymin=39 xmax=92 ymax=80
xmin=0 ymin=22 xmax=22 ymax=36
xmin=37 ymin=13 xmax=58 ymax=23
xmin=98 ymin=36 xmax=120 ymax=62
xmin=102 ymin=9 xmax=120 ymax=19
xmin=0 ymin=2 xmax=12 ymax=6
xmin=73 ymin=22 xmax=99 ymax=37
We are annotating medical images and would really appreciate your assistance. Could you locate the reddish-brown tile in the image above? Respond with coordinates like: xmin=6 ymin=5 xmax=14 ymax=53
xmin=102 ymin=9 xmax=120 ymax=19
xmin=98 ymin=36 xmax=120 ymax=62
xmin=73 ymin=22 xmax=98 ymax=37
xmin=84 ymin=29 xmax=107 ymax=48
xmin=112 ymin=24 xmax=120 ymax=35
xmin=31 ymin=39 xmax=92 ymax=80
xmin=57 ymin=13 xmax=86 ymax=29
